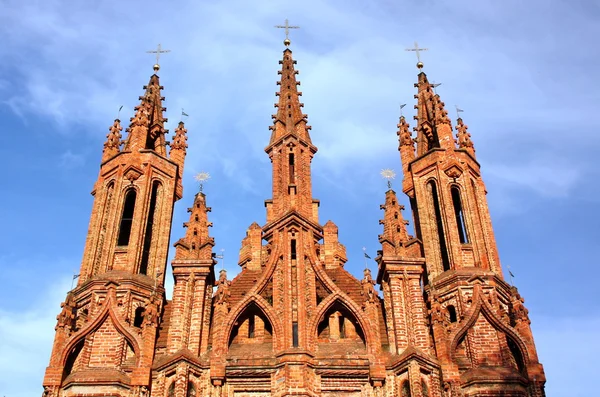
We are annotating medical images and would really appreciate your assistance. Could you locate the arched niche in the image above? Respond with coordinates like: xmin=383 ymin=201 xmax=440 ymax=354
xmin=227 ymin=302 xmax=274 ymax=358
xmin=316 ymin=301 xmax=366 ymax=356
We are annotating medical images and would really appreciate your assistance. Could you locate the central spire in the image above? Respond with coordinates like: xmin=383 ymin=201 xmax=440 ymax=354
xmin=268 ymin=48 xmax=313 ymax=146
xmin=264 ymin=45 xmax=319 ymax=224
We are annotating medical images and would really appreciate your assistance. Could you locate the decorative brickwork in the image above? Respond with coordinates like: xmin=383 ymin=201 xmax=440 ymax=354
xmin=43 ymin=45 xmax=545 ymax=397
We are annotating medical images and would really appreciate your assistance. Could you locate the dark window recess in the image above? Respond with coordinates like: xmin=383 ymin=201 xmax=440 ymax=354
xmin=339 ymin=316 xmax=346 ymax=339
xmin=140 ymin=182 xmax=159 ymax=275
xmin=133 ymin=307 xmax=145 ymax=328
xmin=117 ymin=190 xmax=137 ymax=246
xmin=448 ymin=305 xmax=457 ymax=323
xmin=290 ymin=239 xmax=297 ymax=260
xmin=248 ymin=315 xmax=255 ymax=338
xmin=410 ymin=196 xmax=422 ymax=241
xmin=289 ymin=153 xmax=295 ymax=183
xmin=451 ymin=187 xmax=469 ymax=244
xmin=429 ymin=181 xmax=451 ymax=271
xmin=292 ymin=322 xmax=299 ymax=347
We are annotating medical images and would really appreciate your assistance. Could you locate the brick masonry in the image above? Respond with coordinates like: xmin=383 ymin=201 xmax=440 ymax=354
xmin=42 ymin=50 xmax=545 ymax=397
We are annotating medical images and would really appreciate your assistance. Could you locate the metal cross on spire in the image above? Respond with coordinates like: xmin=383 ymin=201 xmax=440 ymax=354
xmin=405 ymin=41 xmax=428 ymax=69
xmin=146 ymin=43 xmax=171 ymax=71
xmin=275 ymin=18 xmax=300 ymax=46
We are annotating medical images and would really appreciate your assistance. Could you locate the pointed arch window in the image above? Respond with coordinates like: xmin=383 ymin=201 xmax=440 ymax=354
xmin=117 ymin=190 xmax=136 ymax=246
xmin=428 ymin=181 xmax=450 ymax=271
xmin=140 ymin=181 xmax=160 ymax=275
xmin=187 ymin=382 xmax=197 ymax=397
xmin=400 ymin=379 xmax=411 ymax=397
xmin=451 ymin=186 xmax=469 ymax=244
xmin=167 ymin=381 xmax=175 ymax=397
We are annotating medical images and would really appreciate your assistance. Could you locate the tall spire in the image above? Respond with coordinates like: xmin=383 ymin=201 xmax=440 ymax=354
xmin=123 ymin=72 xmax=168 ymax=156
xmin=169 ymin=121 xmax=188 ymax=198
xmin=101 ymin=119 xmax=122 ymax=163
xmin=174 ymin=192 xmax=214 ymax=260
xmin=268 ymin=48 xmax=313 ymax=147
xmin=264 ymin=46 xmax=319 ymax=223
xmin=413 ymin=72 xmax=455 ymax=156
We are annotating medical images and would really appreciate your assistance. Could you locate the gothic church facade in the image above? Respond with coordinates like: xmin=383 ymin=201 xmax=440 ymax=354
xmin=42 ymin=43 xmax=546 ymax=397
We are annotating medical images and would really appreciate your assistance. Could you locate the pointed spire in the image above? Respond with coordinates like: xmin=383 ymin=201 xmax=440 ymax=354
xmin=414 ymin=72 xmax=455 ymax=156
xmin=169 ymin=121 xmax=188 ymax=173
xmin=455 ymin=117 xmax=476 ymax=157
xmin=102 ymin=119 xmax=122 ymax=162
xmin=268 ymin=48 xmax=313 ymax=147
xmin=123 ymin=73 xmax=168 ymax=156
xmin=378 ymin=189 xmax=411 ymax=256
xmin=174 ymin=192 xmax=214 ymax=260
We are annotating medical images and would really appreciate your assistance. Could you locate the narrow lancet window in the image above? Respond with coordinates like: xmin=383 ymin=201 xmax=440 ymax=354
xmin=140 ymin=182 xmax=160 ymax=275
xmin=428 ymin=181 xmax=450 ymax=271
xmin=292 ymin=322 xmax=299 ymax=347
xmin=451 ymin=187 xmax=469 ymax=244
xmin=289 ymin=153 xmax=295 ymax=184
xmin=117 ymin=190 xmax=136 ymax=246
xmin=290 ymin=239 xmax=297 ymax=260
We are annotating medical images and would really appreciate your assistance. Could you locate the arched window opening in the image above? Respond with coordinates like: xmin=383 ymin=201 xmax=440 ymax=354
xmin=317 ymin=304 xmax=366 ymax=348
xmin=421 ymin=379 xmax=430 ymax=397
xmin=451 ymin=186 xmax=469 ymax=244
xmin=133 ymin=306 xmax=145 ymax=328
xmin=400 ymin=379 xmax=411 ymax=397
xmin=428 ymin=181 xmax=450 ymax=271
xmin=187 ymin=382 xmax=197 ymax=397
xmin=62 ymin=340 xmax=85 ymax=380
xmin=409 ymin=196 xmax=422 ymax=241
xmin=290 ymin=239 xmax=297 ymax=260
xmin=167 ymin=381 xmax=175 ymax=397
xmin=289 ymin=153 xmax=295 ymax=184
xmin=140 ymin=182 xmax=160 ymax=275
xmin=447 ymin=305 xmax=457 ymax=323
xmin=228 ymin=303 xmax=274 ymax=353
xmin=193 ymin=229 xmax=198 ymax=236
xmin=117 ymin=190 xmax=136 ymax=246
xmin=507 ymin=337 xmax=525 ymax=373
xmin=194 ymin=215 xmax=199 ymax=221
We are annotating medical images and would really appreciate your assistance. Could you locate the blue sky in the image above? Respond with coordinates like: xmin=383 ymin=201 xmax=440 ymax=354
xmin=0 ymin=0 xmax=598 ymax=396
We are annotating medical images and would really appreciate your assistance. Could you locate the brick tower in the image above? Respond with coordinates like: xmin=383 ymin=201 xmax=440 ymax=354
xmin=42 ymin=42 xmax=545 ymax=397
xmin=378 ymin=61 xmax=546 ymax=396
xmin=42 ymin=63 xmax=188 ymax=396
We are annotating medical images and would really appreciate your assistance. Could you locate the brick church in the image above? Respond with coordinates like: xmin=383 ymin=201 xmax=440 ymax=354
xmin=42 ymin=37 xmax=546 ymax=397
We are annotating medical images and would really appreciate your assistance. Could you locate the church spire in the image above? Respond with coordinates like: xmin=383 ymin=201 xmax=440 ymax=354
xmin=264 ymin=44 xmax=319 ymax=224
xmin=268 ymin=47 xmax=313 ymax=147
xmin=413 ymin=72 xmax=455 ymax=155
xmin=123 ymin=70 xmax=168 ymax=156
